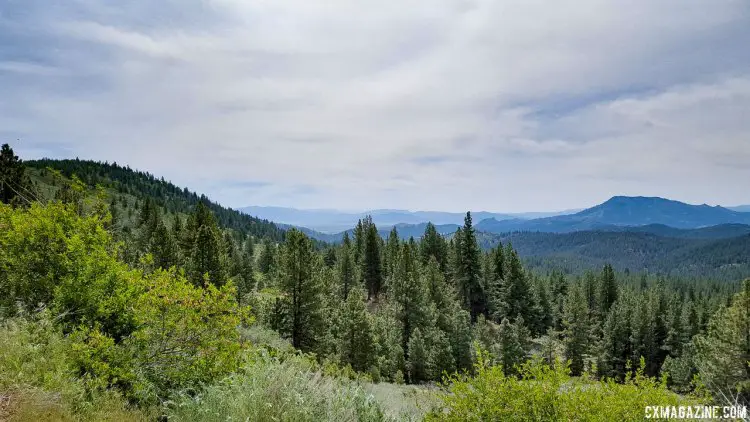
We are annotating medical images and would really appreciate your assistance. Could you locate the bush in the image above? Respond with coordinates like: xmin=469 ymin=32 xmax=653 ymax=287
xmin=167 ymin=350 xmax=389 ymax=422
xmin=426 ymin=351 xmax=699 ymax=422
xmin=72 ymin=268 xmax=249 ymax=405
xmin=0 ymin=314 xmax=149 ymax=421
xmin=0 ymin=202 xmax=137 ymax=339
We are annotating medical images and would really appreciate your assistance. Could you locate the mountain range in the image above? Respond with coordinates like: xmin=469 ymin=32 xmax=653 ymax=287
xmin=473 ymin=196 xmax=750 ymax=233
xmin=239 ymin=206 xmax=580 ymax=233
xmin=244 ymin=196 xmax=750 ymax=241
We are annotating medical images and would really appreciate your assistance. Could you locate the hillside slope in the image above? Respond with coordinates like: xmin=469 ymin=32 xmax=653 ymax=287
xmin=27 ymin=158 xmax=286 ymax=241
xmin=481 ymin=230 xmax=750 ymax=279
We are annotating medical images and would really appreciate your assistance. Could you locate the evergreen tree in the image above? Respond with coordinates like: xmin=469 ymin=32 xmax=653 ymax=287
xmin=504 ymin=246 xmax=533 ymax=326
xmin=449 ymin=308 xmax=474 ymax=372
xmin=423 ymin=257 xmax=455 ymax=332
xmin=430 ymin=329 xmax=456 ymax=380
xmin=457 ymin=212 xmax=486 ymax=321
xmin=324 ymin=247 xmax=337 ymax=268
xmin=533 ymin=278 xmax=553 ymax=336
xmin=236 ymin=235 xmax=256 ymax=303
xmin=149 ymin=220 xmax=179 ymax=270
xmin=694 ymin=279 xmax=750 ymax=404
xmin=391 ymin=243 xmax=429 ymax=360
xmin=420 ymin=222 xmax=448 ymax=273
xmin=550 ymin=270 xmax=568 ymax=331
xmin=563 ymin=282 xmax=591 ymax=376
xmin=0 ymin=143 xmax=31 ymax=206
xmin=384 ymin=227 xmax=401 ymax=279
xmin=362 ymin=218 xmax=383 ymax=299
xmin=190 ymin=224 xmax=228 ymax=286
xmin=497 ymin=317 xmax=530 ymax=377
xmin=599 ymin=264 xmax=618 ymax=314
xmin=408 ymin=328 xmax=430 ymax=383
xmin=338 ymin=290 xmax=375 ymax=372
xmin=663 ymin=295 xmax=684 ymax=358
xmin=645 ymin=288 xmax=668 ymax=376
xmin=277 ymin=229 xmax=324 ymax=352
xmin=486 ymin=244 xmax=508 ymax=322
xmin=353 ymin=219 xmax=366 ymax=264
xmin=338 ymin=232 xmax=356 ymax=300
xmin=599 ymin=299 xmax=632 ymax=381
xmin=258 ymin=238 xmax=276 ymax=274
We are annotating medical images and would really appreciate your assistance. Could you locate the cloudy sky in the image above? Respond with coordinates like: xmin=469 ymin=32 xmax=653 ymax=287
xmin=2 ymin=0 xmax=749 ymax=212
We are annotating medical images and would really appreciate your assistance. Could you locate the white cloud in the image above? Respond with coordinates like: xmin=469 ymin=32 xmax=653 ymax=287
xmin=1 ymin=0 xmax=749 ymax=212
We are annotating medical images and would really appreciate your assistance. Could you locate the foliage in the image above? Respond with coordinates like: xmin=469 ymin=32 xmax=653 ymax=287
xmin=167 ymin=351 xmax=390 ymax=422
xmin=426 ymin=353 xmax=698 ymax=422
xmin=694 ymin=279 xmax=750 ymax=405
xmin=0 ymin=314 xmax=150 ymax=421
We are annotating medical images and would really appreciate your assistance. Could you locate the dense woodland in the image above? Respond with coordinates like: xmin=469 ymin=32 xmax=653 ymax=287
xmin=1 ymin=143 xmax=749 ymax=421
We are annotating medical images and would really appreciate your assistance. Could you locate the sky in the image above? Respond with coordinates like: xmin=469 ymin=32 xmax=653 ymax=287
xmin=1 ymin=0 xmax=749 ymax=213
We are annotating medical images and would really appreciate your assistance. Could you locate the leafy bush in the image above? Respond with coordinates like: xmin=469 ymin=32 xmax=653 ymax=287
xmin=426 ymin=350 xmax=699 ymax=422
xmin=0 ymin=202 xmax=137 ymax=339
xmin=72 ymin=268 xmax=248 ymax=405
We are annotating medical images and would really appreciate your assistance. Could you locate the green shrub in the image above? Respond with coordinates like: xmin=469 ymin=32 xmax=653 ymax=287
xmin=72 ymin=268 xmax=248 ymax=405
xmin=426 ymin=351 xmax=699 ymax=422
xmin=0 ymin=202 xmax=138 ymax=339
xmin=167 ymin=350 xmax=389 ymax=422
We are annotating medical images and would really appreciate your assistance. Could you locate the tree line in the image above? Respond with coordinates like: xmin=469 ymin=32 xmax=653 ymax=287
xmin=2 ymin=142 xmax=748 ymax=405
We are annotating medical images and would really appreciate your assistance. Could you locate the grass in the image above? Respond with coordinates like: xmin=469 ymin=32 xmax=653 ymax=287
xmin=0 ymin=315 xmax=151 ymax=422
xmin=167 ymin=351 xmax=390 ymax=422
xmin=365 ymin=382 xmax=439 ymax=421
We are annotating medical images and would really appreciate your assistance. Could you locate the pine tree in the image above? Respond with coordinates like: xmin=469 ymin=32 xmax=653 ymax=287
xmin=362 ymin=218 xmax=383 ymax=299
xmin=457 ymin=212 xmax=486 ymax=321
xmin=0 ymin=143 xmax=31 ymax=206
xmin=391 ymin=243 xmax=429 ymax=360
xmin=258 ymin=238 xmax=276 ymax=274
xmin=384 ymin=227 xmax=401 ymax=279
xmin=338 ymin=290 xmax=375 ymax=372
xmin=694 ymin=279 xmax=750 ymax=404
xmin=533 ymin=278 xmax=553 ymax=336
xmin=550 ymin=270 xmax=568 ymax=331
xmin=430 ymin=329 xmax=456 ymax=380
xmin=236 ymin=235 xmax=256 ymax=303
xmin=645 ymin=288 xmax=668 ymax=376
xmin=599 ymin=264 xmax=618 ymax=314
xmin=277 ymin=229 xmax=324 ymax=352
xmin=423 ymin=257 xmax=455 ymax=332
xmin=324 ymin=247 xmax=337 ymax=268
xmin=486 ymin=244 xmax=508 ymax=322
xmin=449 ymin=308 xmax=474 ymax=372
xmin=497 ymin=317 xmax=529 ymax=377
xmin=190 ymin=224 xmax=228 ymax=286
xmin=338 ymin=232 xmax=356 ymax=300
xmin=353 ymin=218 xmax=366 ymax=264
xmin=663 ymin=295 xmax=684 ymax=358
xmin=504 ymin=245 xmax=533 ymax=326
xmin=420 ymin=222 xmax=448 ymax=273
xmin=407 ymin=328 xmax=430 ymax=383
xmin=563 ymin=281 xmax=591 ymax=376
xmin=599 ymin=299 xmax=632 ymax=381
xmin=149 ymin=220 xmax=179 ymax=270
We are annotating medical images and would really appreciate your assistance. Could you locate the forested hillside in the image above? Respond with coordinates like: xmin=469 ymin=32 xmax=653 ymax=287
xmin=2 ymin=143 xmax=749 ymax=421
xmin=478 ymin=230 xmax=750 ymax=280
xmin=26 ymin=158 xmax=286 ymax=241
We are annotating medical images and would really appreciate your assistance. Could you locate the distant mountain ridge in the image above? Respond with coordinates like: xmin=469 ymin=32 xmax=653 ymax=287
xmin=239 ymin=205 xmax=578 ymax=233
xmin=475 ymin=196 xmax=750 ymax=233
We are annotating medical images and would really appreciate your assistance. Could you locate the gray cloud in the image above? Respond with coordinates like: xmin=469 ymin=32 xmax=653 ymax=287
xmin=1 ymin=0 xmax=749 ymax=212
